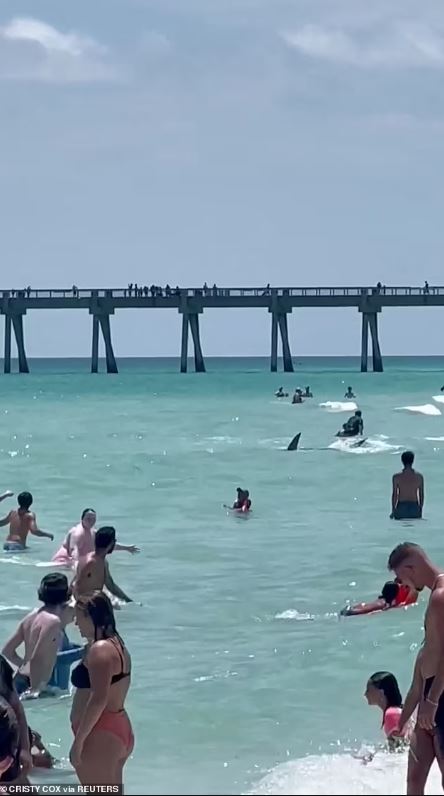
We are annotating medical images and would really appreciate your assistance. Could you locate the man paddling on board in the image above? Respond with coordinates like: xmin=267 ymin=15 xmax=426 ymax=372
xmin=388 ymin=543 xmax=444 ymax=795
xmin=337 ymin=410 xmax=363 ymax=438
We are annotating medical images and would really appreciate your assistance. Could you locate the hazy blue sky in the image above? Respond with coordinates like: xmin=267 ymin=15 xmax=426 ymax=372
xmin=1 ymin=0 xmax=444 ymax=358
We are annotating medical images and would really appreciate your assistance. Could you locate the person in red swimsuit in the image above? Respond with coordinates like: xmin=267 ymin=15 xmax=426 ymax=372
xmin=70 ymin=592 xmax=134 ymax=787
xmin=341 ymin=579 xmax=417 ymax=616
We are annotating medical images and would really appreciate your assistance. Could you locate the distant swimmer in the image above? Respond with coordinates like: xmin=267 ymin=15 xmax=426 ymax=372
xmin=73 ymin=526 xmax=133 ymax=603
xmin=337 ymin=410 xmax=363 ymax=438
xmin=302 ymin=386 xmax=313 ymax=398
xmin=364 ymin=672 xmax=412 ymax=753
xmin=0 ymin=492 xmax=53 ymax=552
xmin=387 ymin=542 xmax=444 ymax=794
xmin=225 ymin=487 xmax=251 ymax=513
xmin=341 ymin=580 xmax=417 ymax=616
xmin=391 ymin=451 xmax=424 ymax=520
xmin=52 ymin=508 xmax=140 ymax=567
xmin=292 ymin=389 xmax=304 ymax=405
xmin=275 ymin=387 xmax=288 ymax=398
xmin=344 ymin=386 xmax=356 ymax=399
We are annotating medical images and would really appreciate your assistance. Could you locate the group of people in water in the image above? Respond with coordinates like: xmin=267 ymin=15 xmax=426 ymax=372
xmin=0 ymin=497 xmax=140 ymax=790
xmin=361 ymin=543 xmax=444 ymax=795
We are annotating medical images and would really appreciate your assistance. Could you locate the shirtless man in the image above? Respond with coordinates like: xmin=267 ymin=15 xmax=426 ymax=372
xmin=73 ymin=526 xmax=132 ymax=603
xmin=391 ymin=451 xmax=424 ymax=520
xmin=52 ymin=508 xmax=139 ymax=567
xmin=388 ymin=543 xmax=444 ymax=795
xmin=2 ymin=573 xmax=73 ymax=697
xmin=0 ymin=492 xmax=53 ymax=551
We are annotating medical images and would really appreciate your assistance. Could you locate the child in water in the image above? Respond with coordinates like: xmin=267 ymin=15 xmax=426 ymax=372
xmin=365 ymin=671 xmax=412 ymax=753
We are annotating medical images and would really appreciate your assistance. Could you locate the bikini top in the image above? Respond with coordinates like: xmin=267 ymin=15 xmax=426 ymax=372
xmin=71 ymin=638 xmax=130 ymax=689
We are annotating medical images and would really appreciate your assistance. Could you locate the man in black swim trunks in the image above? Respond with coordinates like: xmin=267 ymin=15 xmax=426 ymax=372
xmin=388 ymin=543 xmax=444 ymax=795
xmin=391 ymin=451 xmax=424 ymax=520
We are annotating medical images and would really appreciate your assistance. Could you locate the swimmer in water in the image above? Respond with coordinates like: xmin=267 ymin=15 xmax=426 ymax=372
xmin=2 ymin=573 xmax=74 ymax=697
xmin=292 ymin=389 xmax=303 ymax=405
xmin=302 ymin=386 xmax=313 ymax=398
xmin=52 ymin=508 xmax=139 ymax=567
xmin=275 ymin=387 xmax=288 ymax=398
xmin=225 ymin=488 xmax=251 ymax=513
xmin=391 ymin=451 xmax=424 ymax=521
xmin=365 ymin=672 xmax=412 ymax=754
xmin=341 ymin=580 xmax=417 ymax=616
xmin=337 ymin=410 xmax=363 ymax=437
xmin=0 ymin=492 xmax=53 ymax=552
xmin=73 ymin=526 xmax=133 ymax=603
xmin=344 ymin=386 xmax=356 ymax=398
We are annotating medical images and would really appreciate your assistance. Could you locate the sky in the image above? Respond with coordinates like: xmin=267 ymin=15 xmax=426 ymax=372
xmin=1 ymin=0 xmax=444 ymax=358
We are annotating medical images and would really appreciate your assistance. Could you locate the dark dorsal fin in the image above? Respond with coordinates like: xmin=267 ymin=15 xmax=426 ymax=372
xmin=287 ymin=432 xmax=301 ymax=451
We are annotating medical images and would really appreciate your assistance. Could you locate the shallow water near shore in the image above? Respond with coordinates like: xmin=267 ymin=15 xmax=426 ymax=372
xmin=1 ymin=356 xmax=444 ymax=794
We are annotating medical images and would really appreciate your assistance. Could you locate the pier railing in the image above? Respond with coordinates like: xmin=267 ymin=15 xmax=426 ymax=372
xmin=1 ymin=285 xmax=443 ymax=299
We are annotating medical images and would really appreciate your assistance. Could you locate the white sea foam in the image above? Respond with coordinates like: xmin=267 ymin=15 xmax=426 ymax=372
xmin=274 ymin=609 xmax=313 ymax=621
xmin=426 ymin=436 xmax=444 ymax=442
xmin=248 ymin=752 xmax=442 ymax=795
xmin=328 ymin=438 xmax=399 ymax=455
xmin=395 ymin=404 xmax=441 ymax=416
xmin=433 ymin=395 xmax=444 ymax=404
xmin=319 ymin=401 xmax=358 ymax=413
xmin=0 ymin=604 xmax=30 ymax=612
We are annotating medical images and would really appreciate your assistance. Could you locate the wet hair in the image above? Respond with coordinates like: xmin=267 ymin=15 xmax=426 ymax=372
xmin=0 ymin=695 xmax=19 ymax=764
xmin=388 ymin=542 xmax=422 ymax=571
xmin=368 ymin=672 xmax=403 ymax=708
xmin=402 ymin=450 xmax=415 ymax=467
xmin=379 ymin=581 xmax=399 ymax=604
xmin=81 ymin=508 xmax=96 ymax=520
xmin=355 ymin=410 xmax=362 ymax=417
xmin=38 ymin=573 xmax=70 ymax=606
xmin=76 ymin=590 xmax=120 ymax=642
xmin=95 ymin=526 xmax=116 ymax=551
xmin=17 ymin=491 xmax=32 ymax=510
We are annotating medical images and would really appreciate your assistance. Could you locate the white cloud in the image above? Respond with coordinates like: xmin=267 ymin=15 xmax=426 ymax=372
xmin=0 ymin=17 xmax=117 ymax=83
xmin=281 ymin=21 xmax=444 ymax=68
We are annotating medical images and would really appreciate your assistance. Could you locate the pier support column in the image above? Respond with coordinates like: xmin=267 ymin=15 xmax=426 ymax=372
xmin=368 ymin=312 xmax=383 ymax=372
xmin=98 ymin=314 xmax=118 ymax=374
xmin=360 ymin=313 xmax=369 ymax=373
xmin=277 ymin=313 xmax=294 ymax=372
xmin=11 ymin=314 xmax=29 ymax=373
xmin=180 ymin=314 xmax=189 ymax=373
xmin=91 ymin=315 xmax=99 ymax=374
xmin=189 ymin=313 xmax=206 ymax=373
xmin=270 ymin=312 xmax=278 ymax=372
xmin=4 ymin=315 xmax=11 ymax=374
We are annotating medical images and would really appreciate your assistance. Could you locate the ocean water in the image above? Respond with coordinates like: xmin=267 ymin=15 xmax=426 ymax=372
xmin=1 ymin=356 xmax=444 ymax=795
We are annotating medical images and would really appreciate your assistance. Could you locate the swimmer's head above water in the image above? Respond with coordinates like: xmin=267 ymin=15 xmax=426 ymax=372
xmin=365 ymin=671 xmax=403 ymax=709
xmin=38 ymin=572 xmax=70 ymax=607
xmin=388 ymin=541 xmax=430 ymax=592
xmin=75 ymin=590 xmax=118 ymax=642
xmin=95 ymin=525 xmax=116 ymax=555
xmin=379 ymin=581 xmax=400 ymax=605
xmin=17 ymin=491 xmax=33 ymax=510
xmin=401 ymin=450 xmax=415 ymax=468
xmin=81 ymin=508 xmax=97 ymax=529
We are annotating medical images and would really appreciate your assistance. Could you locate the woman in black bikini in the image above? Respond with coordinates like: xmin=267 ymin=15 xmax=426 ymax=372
xmin=70 ymin=591 xmax=134 ymax=788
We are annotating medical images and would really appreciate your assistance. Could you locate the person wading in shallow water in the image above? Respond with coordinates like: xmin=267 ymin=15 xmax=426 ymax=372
xmin=388 ymin=543 xmax=444 ymax=795
xmin=70 ymin=592 xmax=134 ymax=789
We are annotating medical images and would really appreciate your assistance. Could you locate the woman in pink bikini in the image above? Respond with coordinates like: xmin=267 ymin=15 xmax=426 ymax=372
xmin=70 ymin=591 xmax=134 ymax=787
xmin=365 ymin=671 xmax=412 ymax=750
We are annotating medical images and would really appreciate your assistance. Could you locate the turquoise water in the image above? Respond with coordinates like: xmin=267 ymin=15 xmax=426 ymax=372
xmin=2 ymin=357 xmax=444 ymax=795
